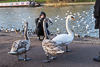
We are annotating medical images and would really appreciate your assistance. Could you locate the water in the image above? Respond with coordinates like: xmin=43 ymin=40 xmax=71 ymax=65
xmin=0 ymin=5 xmax=99 ymax=37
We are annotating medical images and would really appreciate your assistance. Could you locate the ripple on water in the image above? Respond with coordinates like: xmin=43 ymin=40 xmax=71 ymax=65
xmin=0 ymin=5 xmax=98 ymax=37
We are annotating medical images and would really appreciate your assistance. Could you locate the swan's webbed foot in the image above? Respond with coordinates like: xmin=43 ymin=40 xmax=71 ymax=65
xmin=66 ymin=49 xmax=71 ymax=52
xmin=50 ymin=56 xmax=57 ymax=60
xmin=43 ymin=56 xmax=50 ymax=63
xmin=24 ymin=58 xmax=31 ymax=61
xmin=24 ymin=54 xmax=31 ymax=61
xmin=43 ymin=60 xmax=50 ymax=63
xmin=17 ymin=55 xmax=24 ymax=61
xmin=18 ymin=57 xmax=24 ymax=61
xmin=66 ymin=46 xmax=71 ymax=52
xmin=37 ymin=36 xmax=44 ymax=41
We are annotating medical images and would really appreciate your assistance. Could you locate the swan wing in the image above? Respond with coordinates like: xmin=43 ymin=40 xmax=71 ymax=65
xmin=10 ymin=40 xmax=30 ymax=52
xmin=8 ymin=52 xmax=17 ymax=55
xmin=42 ymin=39 xmax=64 ymax=55
xmin=10 ymin=40 xmax=19 ymax=52
xmin=52 ymin=34 xmax=74 ymax=45
xmin=20 ymin=40 xmax=30 ymax=50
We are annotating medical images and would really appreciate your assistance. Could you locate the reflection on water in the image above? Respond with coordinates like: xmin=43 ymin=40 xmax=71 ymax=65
xmin=0 ymin=5 xmax=98 ymax=37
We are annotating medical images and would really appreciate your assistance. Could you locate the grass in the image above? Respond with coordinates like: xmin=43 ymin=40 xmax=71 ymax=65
xmin=0 ymin=0 xmax=95 ymax=3
xmin=0 ymin=0 xmax=45 ymax=3
xmin=75 ymin=0 xmax=95 ymax=2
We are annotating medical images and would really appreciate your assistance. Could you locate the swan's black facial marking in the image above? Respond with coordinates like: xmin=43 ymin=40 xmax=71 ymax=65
xmin=71 ymin=16 xmax=75 ymax=20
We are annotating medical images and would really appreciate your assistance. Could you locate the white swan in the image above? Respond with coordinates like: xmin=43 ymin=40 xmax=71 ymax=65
xmin=56 ymin=28 xmax=61 ymax=35
xmin=52 ymin=15 xmax=75 ymax=52
xmin=42 ymin=19 xmax=64 ymax=63
xmin=0 ymin=26 xmax=4 ymax=32
xmin=11 ymin=26 xmax=15 ymax=31
xmin=8 ymin=22 xmax=31 ymax=61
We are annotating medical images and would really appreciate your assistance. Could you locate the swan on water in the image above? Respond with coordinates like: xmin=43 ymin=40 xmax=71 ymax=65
xmin=86 ymin=12 xmax=88 ymax=14
xmin=66 ymin=13 xmax=68 ymax=15
xmin=84 ymin=21 xmax=86 ymax=24
xmin=12 ymin=12 xmax=13 ymax=14
xmin=56 ymin=28 xmax=61 ymax=35
xmin=86 ymin=24 xmax=90 ymax=29
xmin=81 ymin=19 xmax=83 ymax=22
xmin=83 ymin=11 xmax=86 ymax=13
xmin=29 ymin=17 xmax=31 ymax=19
xmin=52 ymin=15 xmax=75 ymax=52
xmin=79 ymin=15 xmax=81 ymax=17
xmin=70 ymin=12 xmax=72 ymax=14
xmin=82 ymin=18 xmax=84 ymax=20
xmin=6 ymin=12 xmax=8 ymax=13
xmin=72 ymin=26 xmax=76 ymax=28
xmin=57 ymin=15 xmax=59 ymax=17
xmin=1 ymin=26 xmax=4 ymax=31
xmin=74 ymin=13 xmax=76 ymax=15
xmin=55 ymin=20 xmax=57 ymax=22
xmin=61 ymin=18 xmax=63 ymax=20
xmin=42 ymin=19 xmax=64 ymax=63
xmin=78 ymin=24 xmax=80 ymax=27
xmin=19 ymin=15 xmax=21 ymax=16
xmin=23 ymin=14 xmax=25 ymax=15
xmin=8 ymin=22 xmax=31 ymax=61
xmin=77 ymin=21 xmax=79 ymax=23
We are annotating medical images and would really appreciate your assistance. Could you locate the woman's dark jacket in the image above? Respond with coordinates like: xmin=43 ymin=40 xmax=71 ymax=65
xmin=94 ymin=0 xmax=100 ymax=29
xmin=35 ymin=18 xmax=49 ymax=36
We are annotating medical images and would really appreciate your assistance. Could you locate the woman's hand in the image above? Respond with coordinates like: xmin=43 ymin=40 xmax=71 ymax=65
xmin=44 ymin=19 xmax=48 ymax=23
xmin=46 ymin=18 xmax=53 ymax=25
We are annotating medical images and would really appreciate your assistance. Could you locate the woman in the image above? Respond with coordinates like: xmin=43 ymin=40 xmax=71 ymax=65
xmin=35 ymin=12 xmax=53 ymax=41
xmin=93 ymin=0 xmax=100 ymax=62
xmin=94 ymin=0 xmax=100 ymax=29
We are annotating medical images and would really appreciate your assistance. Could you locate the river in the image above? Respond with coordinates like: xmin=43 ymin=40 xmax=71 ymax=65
xmin=0 ymin=5 xmax=98 ymax=37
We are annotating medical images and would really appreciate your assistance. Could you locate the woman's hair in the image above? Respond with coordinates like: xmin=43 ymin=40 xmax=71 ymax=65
xmin=39 ymin=12 xmax=46 ymax=18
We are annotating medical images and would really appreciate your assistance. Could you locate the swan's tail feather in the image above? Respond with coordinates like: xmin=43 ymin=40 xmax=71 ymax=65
xmin=56 ymin=50 xmax=65 ymax=54
xmin=8 ymin=52 xmax=17 ymax=55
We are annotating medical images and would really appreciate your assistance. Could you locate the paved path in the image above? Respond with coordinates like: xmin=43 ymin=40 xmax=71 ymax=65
xmin=0 ymin=32 xmax=100 ymax=67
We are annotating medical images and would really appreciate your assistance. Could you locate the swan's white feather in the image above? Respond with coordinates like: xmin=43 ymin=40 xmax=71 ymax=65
xmin=52 ymin=34 xmax=73 ymax=45
xmin=52 ymin=15 xmax=74 ymax=46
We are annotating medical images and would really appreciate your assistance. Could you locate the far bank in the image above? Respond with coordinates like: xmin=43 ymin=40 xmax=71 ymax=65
xmin=41 ymin=2 xmax=95 ymax=7
xmin=0 ymin=1 xmax=95 ymax=7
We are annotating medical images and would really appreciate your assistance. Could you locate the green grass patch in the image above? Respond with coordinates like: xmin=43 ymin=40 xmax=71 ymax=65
xmin=0 ymin=0 xmax=95 ymax=3
xmin=0 ymin=0 xmax=45 ymax=3
xmin=75 ymin=0 xmax=95 ymax=2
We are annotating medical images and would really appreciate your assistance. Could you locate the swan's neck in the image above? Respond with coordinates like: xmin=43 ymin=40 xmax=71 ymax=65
xmin=43 ymin=21 xmax=49 ymax=39
xmin=66 ymin=17 xmax=74 ymax=37
xmin=24 ymin=23 xmax=29 ymax=40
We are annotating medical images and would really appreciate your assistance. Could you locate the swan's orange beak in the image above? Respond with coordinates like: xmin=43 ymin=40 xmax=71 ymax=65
xmin=71 ymin=17 xmax=75 ymax=20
